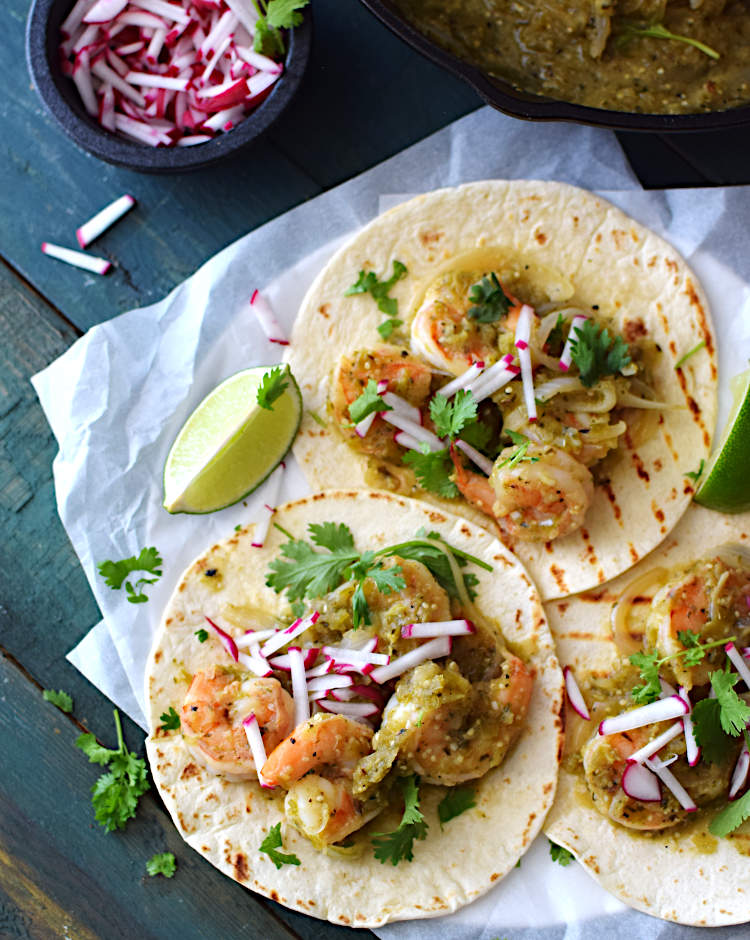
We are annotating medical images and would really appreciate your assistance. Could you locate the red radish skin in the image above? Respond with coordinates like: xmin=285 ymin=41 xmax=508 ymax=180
xmin=621 ymin=761 xmax=662 ymax=803
xmin=563 ymin=666 xmax=590 ymax=721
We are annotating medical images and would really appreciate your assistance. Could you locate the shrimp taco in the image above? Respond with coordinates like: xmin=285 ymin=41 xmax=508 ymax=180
xmin=287 ymin=180 xmax=717 ymax=600
xmin=145 ymin=490 xmax=563 ymax=927
xmin=544 ymin=503 xmax=750 ymax=925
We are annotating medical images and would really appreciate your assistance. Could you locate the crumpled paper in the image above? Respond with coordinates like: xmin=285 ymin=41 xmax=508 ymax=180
xmin=33 ymin=105 xmax=750 ymax=938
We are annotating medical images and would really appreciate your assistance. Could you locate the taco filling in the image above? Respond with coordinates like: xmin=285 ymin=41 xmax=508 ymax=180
xmin=564 ymin=547 xmax=750 ymax=833
xmin=175 ymin=525 xmax=532 ymax=854
xmin=330 ymin=265 xmax=664 ymax=545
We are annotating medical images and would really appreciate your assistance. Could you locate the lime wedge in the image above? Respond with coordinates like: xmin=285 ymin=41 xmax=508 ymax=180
xmin=694 ymin=367 xmax=750 ymax=513
xmin=163 ymin=366 xmax=301 ymax=514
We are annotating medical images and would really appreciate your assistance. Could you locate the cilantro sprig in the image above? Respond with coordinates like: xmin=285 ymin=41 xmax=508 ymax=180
xmin=345 ymin=261 xmax=408 ymax=339
xmin=75 ymin=709 xmax=150 ymax=832
xmin=617 ymin=22 xmax=719 ymax=60
xmin=256 ymin=366 xmax=290 ymax=411
xmin=629 ymin=633 xmax=734 ymax=705
xmin=403 ymin=446 xmax=457 ymax=499
xmin=684 ymin=459 xmax=705 ymax=484
xmin=430 ymin=390 xmax=477 ymax=441
xmin=372 ymin=775 xmax=428 ymax=865
xmin=259 ymin=822 xmax=301 ymax=869
xmin=437 ymin=786 xmax=476 ymax=827
xmin=98 ymin=547 xmax=163 ymax=604
xmin=568 ymin=319 xmax=631 ymax=388
xmin=348 ymin=378 xmax=392 ymax=425
xmin=253 ymin=0 xmax=310 ymax=57
xmin=675 ymin=340 xmax=706 ymax=370
xmin=43 ymin=688 xmax=73 ymax=713
xmin=710 ymin=788 xmax=750 ymax=837
xmin=494 ymin=429 xmax=539 ymax=472
xmin=467 ymin=273 xmax=513 ymax=323
xmin=159 ymin=706 xmax=181 ymax=732
xmin=549 ymin=840 xmax=574 ymax=866
xmin=693 ymin=667 xmax=750 ymax=763
xmin=146 ymin=852 xmax=176 ymax=878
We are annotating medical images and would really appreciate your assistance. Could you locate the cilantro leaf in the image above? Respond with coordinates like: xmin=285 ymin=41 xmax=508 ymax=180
xmin=76 ymin=710 xmax=149 ymax=832
xmin=159 ymin=707 xmax=180 ymax=732
xmin=430 ymin=390 xmax=477 ymax=441
xmin=568 ymin=320 xmax=632 ymax=388
xmin=290 ymin=600 xmax=306 ymax=619
xmin=494 ymin=431 xmax=539 ymax=472
xmin=43 ymin=689 xmax=73 ymax=713
xmin=266 ymin=0 xmax=309 ymax=28
xmin=253 ymin=16 xmax=282 ymax=56
xmin=403 ymin=447 xmax=458 ymax=498
xmin=146 ymin=852 xmax=176 ymax=878
xmin=372 ymin=775 xmax=428 ymax=865
xmin=458 ymin=418 xmax=494 ymax=455
xmin=684 ymin=459 xmax=705 ymax=484
xmin=712 ymin=667 xmax=750 ymax=736
xmin=348 ymin=379 xmax=391 ymax=425
xmin=309 ymin=521 xmax=356 ymax=554
xmin=437 ymin=786 xmax=476 ymax=827
xmin=195 ymin=628 xmax=209 ymax=643
xmin=467 ymin=273 xmax=513 ymax=323
xmin=256 ymin=366 xmax=290 ymax=411
xmin=692 ymin=698 xmax=734 ymax=764
xmin=709 ymin=788 xmax=750 ymax=838
xmin=618 ymin=22 xmax=719 ymax=60
xmin=266 ymin=533 xmax=358 ymax=600
xmin=545 ymin=314 xmax=567 ymax=356
xmin=549 ymin=840 xmax=574 ymax=866
xmin=97 ymin=547 xmax=163 ymax=604
xmin=259 ymin=822 xmax=301 ymax=869
xmin=629 ymin=650 xmax=662 ymax=705
xmin=381 ymin=531 xmax=492 ymax=602
xmin=345 ymin=261 xmax=408 ymax=336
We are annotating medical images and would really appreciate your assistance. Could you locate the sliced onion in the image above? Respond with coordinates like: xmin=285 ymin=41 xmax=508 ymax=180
xmin=626 ymin=721 xmax=683 ymax=764
xmin=205 ymin=615 xmax=238 ymax=661
xmin=370 ymin=636 xmax=451 ymax=684
xmin=621 ymin=761 xmax=662 ymax=802
xmin=563 ymin=666 xmax=590 ymax=721
xmin=242 ymin=714 xmax=272 ymax=787
xmin=559 ymin=315 xmax=588 ymax=371
xmin=726 ymin=642 xmax=750 ymax=690
xmin=401 ymin=620 xmax=474 ymax=638
xmin=610 ymin=567 xmax=667 ymax=656
xmin=646 ymin=757 xmax=697 ymax=812
xmin=598 ymin=695 xmax=688 ymax=736
xmin=534 ymin=375 xmax=585 ymax=402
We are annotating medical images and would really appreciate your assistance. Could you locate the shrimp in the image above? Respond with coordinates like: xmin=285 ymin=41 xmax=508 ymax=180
xmin=582 ymin=724 xmax=732 ymax=830
xmin=330 ymin=346 xmax=432 ymax=460
xmin=355 ymin=654 xmax=533 ymax=791
xmin=646 ymin=555 xmax=750 ymax=689
xmin=262 ymin=714 xmax=381 ymax=845
xmin=451 ymin=442 xmax=594 ymax=542
xmin=181 ymin=666 xmax=294 ymax=780
xmin=410 ymin=270 xmax=522 ymax=376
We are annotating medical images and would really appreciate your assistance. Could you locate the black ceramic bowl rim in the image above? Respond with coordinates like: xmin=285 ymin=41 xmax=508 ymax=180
xmin=361 ymin=0 xmax=750 ymax=133
xmin=26 ymin=0 xmax=312 ymax=173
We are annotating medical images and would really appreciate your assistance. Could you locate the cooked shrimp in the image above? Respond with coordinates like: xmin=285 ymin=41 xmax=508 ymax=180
xmin=646 ymin=556 xmax=750 ymax=689
xmin=410 ymin=270 xmax=522 ymax=376
xmin=330 ymin=346 xmax=432 ymax=460
xmin=181 ymin=666 xmax=294 ymax=780
xmin=356 ymin=654 xmax=532 ymax=790
xmin=451 ymin=442 xmax=594 ymax=541
xmin=262 ymin=713 xmax=380 ymax=845
xmin=582 ymin=724 xmax=732 ymax=830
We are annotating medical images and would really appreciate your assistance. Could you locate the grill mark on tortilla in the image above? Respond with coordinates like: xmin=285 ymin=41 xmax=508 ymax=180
xmin=579 ymin=528 xmax=598 ymax=567
xmin=631 ymin=452 xmax=650 ymax=483
xmin=597 ymin=569 xmax=606 ymax=583
xmin=685 ymin=278 xmax=717 ymax=380
xmin=578 ymin=590 xmax=619 ymax=603
xmin=661 ymin=426 xmax=679 ymax=463
xmin=600 ymin=482 xmax=623 ymax=524
xmin=654 ymin=458 xmax=663 ymax=472
xmin=180 ymin=762 xmax=199 ymax=780
xmin=675 ymin=368 xmax=710 ymax=447
xmin=562 ymin=631 xmax=602 ymax=640
xmin=629 ymin=543 xmax=639 ymax=563
xmin=318 ymin=303 xmax=330 ymax=318
xmin=651 ymin=500 xmax=667 ymax=533
xmin=550 ymin=564 xmax=568 ymax=593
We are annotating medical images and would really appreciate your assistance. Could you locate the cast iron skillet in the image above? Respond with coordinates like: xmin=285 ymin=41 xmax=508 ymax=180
xmin=360 ymin=0 xmax=750 ymax=132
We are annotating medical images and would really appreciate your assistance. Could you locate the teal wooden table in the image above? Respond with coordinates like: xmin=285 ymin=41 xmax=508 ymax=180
xmin=2 ymin=0 xmax=750 ymax=936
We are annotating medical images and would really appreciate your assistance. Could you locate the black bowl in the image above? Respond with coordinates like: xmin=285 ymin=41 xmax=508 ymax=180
xmin=360 ymin=0 xmax=750 ymax=133
xmin=26 ymin=0 xmax=312 ymax=173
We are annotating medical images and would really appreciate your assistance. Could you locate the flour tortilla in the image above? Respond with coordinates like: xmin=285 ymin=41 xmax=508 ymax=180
xmin=544 ymin=503 xmax=750 ymax=926
xmin=286 ymin=180 xmax=717 ymax=600
xmin=145 ymin=490 xmax=563 ymax=927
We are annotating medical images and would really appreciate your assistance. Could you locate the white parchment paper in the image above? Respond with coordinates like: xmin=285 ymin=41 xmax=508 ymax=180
xmin=33 ymin=106 xmax=750 ymax=938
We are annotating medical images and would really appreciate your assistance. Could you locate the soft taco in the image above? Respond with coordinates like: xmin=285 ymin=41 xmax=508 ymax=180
xmin=145 ymin=490 xmax=563 ymax=927
xmin=286 ymin=180 xmax=717 ymax=600
xmin=544 ymin=503 xmax=750 ymax=926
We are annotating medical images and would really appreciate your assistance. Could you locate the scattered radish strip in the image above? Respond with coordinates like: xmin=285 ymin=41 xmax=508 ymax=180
xmin=515 ymin=305 xmax=537 ymax=422
xmin=729 ymin=744 xmax=750 ymax=800
xmin=355 ymin=411 xmax=377 ymax=439
xmin=41 ymin=242 xmax=111 ymax=275
xmin=465 ymin=356 xmax=519 ymax=404
xmin=59 ymin=0 xmax=287 ymax=147
xmin=321 ymin=642 xmax=388 ymax=667
xmin=394 ymin=430 xmax=425 ymax=451
xmin=205 ymin=615 xmax=239 ymax=661
xmin=269 ymin=646 xmax=319 ymax=671
xmin=288 ymin=647 xmax=310 ymax=727
xmin=235 ymin=628 xmax=276 ymax=649
xmin=401 ymin=620 xmax=474 ymax=638
xmin=598 ymin=695 xmax=688 ymax=736
xmin=242 ymin=714 xmax=272 ymax=787
xmin=679 ymin=686 xmax=701 ymax=767
xmin=381 ymin=392 xmax=422 ymax=425
xmin=237 ymin=650 xmax=272 ymax=677
xmin=626 ymin=721 xmax=683 ymax=764
xmin=307 ymin=674 xmax=354 ymax=693
xmin=260 ymin=611 xmax=319 ymax=658
xmin=563 ymin=666 xmax=590 ymax=721
xmin=559 ymin=315 xmax=588 ymax=371
xmin=726 ymin=642 xmax=750 ymax=690
xmin=381 ymin=411 xmax=444 ymax=452
xmin=455 ymin=439 xmax=494 ymax=476
xmin=251 ymin=463 xmax=284 ymax=548
xmin=305 ymin=658 xmax=333 ymax=679
xmin=438 ymin=362 xmax=484 ymax=399
xmin=621 ymin=761 xmax=661 ymax=802
xmin=319 ymin=700 xmax=379 ymax=719
xmin=646 ymin=756 xmax=697 ymax=811
xmin=76 ymin=194 xmax=136 ymax=247
xmin=250 ymin=289 xmax=289 ymax=345
xmin=370 ymin=637 xmax=451 ymax=684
